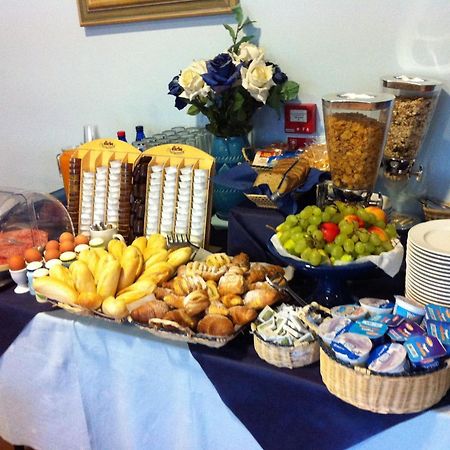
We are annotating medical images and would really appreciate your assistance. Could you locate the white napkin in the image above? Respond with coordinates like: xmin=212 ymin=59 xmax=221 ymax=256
xmin=270 ymin=235 xmax=404 ymax=278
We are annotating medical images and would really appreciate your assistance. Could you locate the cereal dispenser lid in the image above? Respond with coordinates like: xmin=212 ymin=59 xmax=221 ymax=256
xmin=322 ymin=92 xmax=395 ymax=110
xmin=382 ymin=75 xmax=442 ymax=92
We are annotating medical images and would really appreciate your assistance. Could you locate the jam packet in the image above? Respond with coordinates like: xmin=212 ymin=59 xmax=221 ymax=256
xmin=426 ymin=319 xmax=450 ymax=354
xmin=388 ymin=319 xmax=425 ymax=342
xmin=404 ymin=335 xmax=447 ymax=369
xmin=331 ymin=305 xmax=367 ymax=321
xmin=367 ymin=343 xmax=407 ymax=374
xmin=349 ymin=320 xmax=388 ymax=346
xmin=425 ymin=304 xmax=450 ymax=323
xmin=371 ymin=314 xmax=405 ymax=328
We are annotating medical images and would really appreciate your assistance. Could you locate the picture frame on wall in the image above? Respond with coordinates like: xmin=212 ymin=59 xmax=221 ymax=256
xmin=77 ymin=0 xmax=238 ymax=26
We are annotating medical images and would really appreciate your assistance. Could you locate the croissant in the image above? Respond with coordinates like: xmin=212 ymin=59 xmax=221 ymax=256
xmin=207 ymin=300 xmax=229 ymax=316
xmin=164 ymin=309 xmax=198 ymax=330
xmin=197 ymin=314 xmax=235 ymax=337
xmin=220 ymin=294 xmax=244 ymax=308
xmin=131 ymin=300 xmax=169 ymax=323
xmin=229 ymin=305 xmax=257 ymax=326
xmin=163 ymin=293 xmax=185 ymax=309
xmin=231 ymin=252 xmax=250 ymax=271
xmin=243 ymin=285 xmax=279 ymax=310
xmin=183 ymin=290 xmax=210 ymax=316
xmin=154 ymin=286 xmax=174 ymax=300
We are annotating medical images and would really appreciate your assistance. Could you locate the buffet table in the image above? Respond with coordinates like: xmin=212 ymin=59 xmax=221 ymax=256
xmin=1 ymin=284 xmax=449 ymax=450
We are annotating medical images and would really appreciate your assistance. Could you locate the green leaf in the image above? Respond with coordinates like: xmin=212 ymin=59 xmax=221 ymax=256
xmin=266 ymin=85 xmax=283 ymax=117
xmin=280 ymin=81 xmax=300 ymax=101
xmin=223 ymin=23 xmax=236 ymax=41
xmin=232 ymin=5 xmax=244 ymax=25
xmin=232 ymin=91 xmax=245 ymax=111
xmin=187 ymin=104 xmax=200 ymax=116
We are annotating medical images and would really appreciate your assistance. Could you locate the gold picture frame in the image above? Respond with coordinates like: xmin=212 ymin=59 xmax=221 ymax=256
xmin=77 ymin=0 xmax=238 ymax=26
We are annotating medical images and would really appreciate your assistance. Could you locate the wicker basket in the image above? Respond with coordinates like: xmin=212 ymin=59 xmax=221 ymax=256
xmin=320 ymin=346 xmax=450 ymax=414
xmin=422 ymin=203 xmax=450 ymax=221
xmin=253 ymin=332 xmax=320 ymax=369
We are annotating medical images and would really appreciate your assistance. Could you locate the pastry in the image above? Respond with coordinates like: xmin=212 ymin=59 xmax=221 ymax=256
xmin=76 ymin=291 xmax=103 ymax=310
xmin=130 ymin=300 xmax=169 ymax=323
xmin=231 ymin=252 xmax=250 ymax=271
xmin=183 ymin=290 xmax=210 ymax=316
xmin=197 ymin=314 xmax=235 ymax=337
xmin=206 ymin=280 xmax=220 ymax=301
xmin=220 ymin=294 xmax=244 ymax=308
xmin=163 ymin=309 xmax=198 ymax=330
xmin=185 ymin=261 xmax=226 ymax=282
xmin=205 ymin=253 xmax=231 ymax=268
xmin=243 ymin=285 xmax=279 ymax=309
xmin=229 ymin=305 xmax=257 ymax=325
xmin=218 ymin=266 xmax=245 ymax=296
xmin=172 ymin=274 xmax=207 ymax=296
xmin=163 ymin=293 xmax=185 ymax=309
xmin=207 ymin=300 xmax=229 ymax=316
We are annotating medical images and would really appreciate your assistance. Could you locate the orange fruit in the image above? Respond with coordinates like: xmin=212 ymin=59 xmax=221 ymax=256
xmin=24 ymin=247 xmax=42 ymax=263
xmin=45 ymin=248 xmax=61 ymax=261
xmin=59 ymin=231 xmax=74 ymax=242
xmin=8 ymin=254 xmax=26 ymax=271
xmin=45 ymin=240 xmax=60 ymax=251
xmin=74 ymin=234 xmax=89 ymax=246
xmin=59 ymin=240 xmax=75 ymax=253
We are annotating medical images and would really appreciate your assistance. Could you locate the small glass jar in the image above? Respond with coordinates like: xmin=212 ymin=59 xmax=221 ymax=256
xmin=322 ymin=92 xmax=395 ymax=197
xmin=381 ymin=75 xmax=442 ymax=178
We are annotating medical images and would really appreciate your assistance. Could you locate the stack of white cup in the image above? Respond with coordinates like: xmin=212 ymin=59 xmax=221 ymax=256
xmin=93 ymin=166 xmax=108 ymax=224
xmin=106 ymin=160 xmax=121 ymax=227
xmin=79 ymin=171 xmax=95 ymax=233
xmin=146 ymin=165 xmax=163 ymax=235
xmin=175 ymin=165 xmax=193 ymax=234
xmin=160 ymin=166 xmax=178 ymax=235
xmin=189 ymin=168 xmax=208 ymax=244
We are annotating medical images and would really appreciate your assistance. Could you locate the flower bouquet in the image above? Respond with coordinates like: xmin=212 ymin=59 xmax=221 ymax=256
xmin=168 ymin=5 xmax=300 ymax=138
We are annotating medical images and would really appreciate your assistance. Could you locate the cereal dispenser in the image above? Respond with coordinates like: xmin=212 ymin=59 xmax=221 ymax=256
xmin=322 ymin=93 xmax=395 ymax=203
xmin=380 ymin=75 xmax=442 ymax=229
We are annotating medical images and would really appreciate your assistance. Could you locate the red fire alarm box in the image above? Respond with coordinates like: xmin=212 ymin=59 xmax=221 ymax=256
xmin=284 ymin=103 xmax=317 ymax=134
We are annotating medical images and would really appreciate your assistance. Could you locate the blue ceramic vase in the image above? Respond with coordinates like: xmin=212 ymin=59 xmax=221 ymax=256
xmin=212 ymin=135 xmax=247 ymax=220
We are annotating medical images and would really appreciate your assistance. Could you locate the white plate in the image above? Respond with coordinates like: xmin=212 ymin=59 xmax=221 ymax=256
xmin=406 ymin=255 xmax=450 ymax=276
xmin=407 ymin=243 xmax=450 ymax=263
xmin=408 ymin=219 xmax=450 ymax=257
xmin=405 ymin=284 xmax=450 ymax=306
xmin=405 ymin=279 xmax=450 ymax=301
xmin=406 ymin=252 xmax=450 ymax=271
xmin=405 ymin=273 xmax=450 ymax=297
xmin=406 ymin=289 xmax=450 ymax=308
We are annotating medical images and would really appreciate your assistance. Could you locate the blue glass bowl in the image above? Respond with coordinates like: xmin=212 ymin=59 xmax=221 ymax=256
xmin=267 ymin=240 xmax=382 ymax=307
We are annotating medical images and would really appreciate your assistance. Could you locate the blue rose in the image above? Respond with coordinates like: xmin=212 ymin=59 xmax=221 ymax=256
xmin=168 ymin=75 xmax=183 ymax=96
xmin=202 ymin=53 xmax=241 ymax=92
xmin=272 ymin=65 xmax=288 ymax=85
xmin=174 ymin=96 xmax=188 ymax=110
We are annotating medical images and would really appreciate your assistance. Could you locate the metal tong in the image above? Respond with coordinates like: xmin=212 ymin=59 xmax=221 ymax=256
xmin=265 ymin=275 xmax=308 ymax=307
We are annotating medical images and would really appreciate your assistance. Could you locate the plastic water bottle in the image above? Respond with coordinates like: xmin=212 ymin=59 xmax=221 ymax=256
xmin=135 ymin=125 xmax=146 ymax=142
xmin=117 ymin=130 xmax=127 ymax=142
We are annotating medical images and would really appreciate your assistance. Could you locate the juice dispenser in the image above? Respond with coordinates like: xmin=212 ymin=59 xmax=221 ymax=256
xmin=322 ymin=92 xmax=395 ymax=204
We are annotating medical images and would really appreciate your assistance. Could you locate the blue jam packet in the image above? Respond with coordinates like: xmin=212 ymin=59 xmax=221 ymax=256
xmin=371 ymin=314 xmax=405 ymax=328
xmin=404 ymin=335 xmax=447 ymax=365
xmin=425 ymin=304 xmax=450 ymax=323
xmin=349 ymin=320 xmax=388 ymax=341
xmin=388 ymin=320 xmax=425 ymax=342
xmin=426 ymin=319 xmax=450 ymax=354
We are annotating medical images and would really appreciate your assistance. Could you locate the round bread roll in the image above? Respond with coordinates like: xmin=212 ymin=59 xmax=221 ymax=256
xmin=229 ymin=305 xmax=257 ymax=325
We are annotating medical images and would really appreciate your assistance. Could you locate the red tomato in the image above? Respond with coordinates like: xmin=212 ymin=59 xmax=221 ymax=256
xmin=320 ymin=222 xmax=340 ymax=243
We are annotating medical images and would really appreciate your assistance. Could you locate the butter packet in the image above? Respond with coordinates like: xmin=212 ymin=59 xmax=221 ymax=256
xmin=404 ymin=335 xmax=447 ymax=366
xmin=387 ymin=320 xmax=425 ymax=342
xmin=425 ymin=304 xmax=450 ymax=323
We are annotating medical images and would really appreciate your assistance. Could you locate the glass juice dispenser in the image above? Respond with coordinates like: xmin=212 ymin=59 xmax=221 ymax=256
xmin=322 ymin=92 xmax=395 ymax=204
xmin=380 ymin=75 xmax=442 ymax=229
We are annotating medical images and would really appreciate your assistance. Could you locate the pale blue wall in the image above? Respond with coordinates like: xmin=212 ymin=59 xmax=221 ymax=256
xmin=0 ymin=0 xmax=448 ymax=202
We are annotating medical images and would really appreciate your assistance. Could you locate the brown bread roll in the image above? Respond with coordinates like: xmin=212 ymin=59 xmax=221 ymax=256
xmin=131 ymin=300 xmax=169 ymax=324
xmin=243 ymin=285 xmax=279 ymax=310
xmin=197 ymin=314 xmax=235 ymax=337
xmin=229 ymin=306 xmax=257 ymax=325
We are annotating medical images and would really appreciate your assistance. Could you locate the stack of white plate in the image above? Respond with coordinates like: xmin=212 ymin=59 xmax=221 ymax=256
xmin=405 ymin=219 xmax=450 ymax=306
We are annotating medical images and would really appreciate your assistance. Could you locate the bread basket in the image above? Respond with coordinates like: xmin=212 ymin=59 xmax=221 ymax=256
xmin=421 ymin=199 xmax=450 ymax=221
xmin=303 ymin=303 xmax=450 ymax=414
xmin=253 ymin=331 xmax=319 ymax=369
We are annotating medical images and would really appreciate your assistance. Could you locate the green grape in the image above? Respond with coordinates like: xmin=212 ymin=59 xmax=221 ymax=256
xmin=309 ymin=249 xmax=322 ymax=266
xmin=312 ymin=229 xmax=324 ymax=241
xmin=369 ymin=233 xmax=381 ymax=246
xmin=335 ymin=201 xmax=346 ymax=213
xmin=283 ymin=239 xmax=296 ymax=253
xmin=357 ymin=230 xmax=370 ymax=243
xmin=307 ymin=224 xmax=318 ymax=234
xmin=374 ymin=245 xmax=384 ymax=255
xmin=294 ymin=240 xmax=308 ymax=255
xmin=365 ymin=242 xmax=375 ymax=254
xmin=324 ymin=243 xmax=334 ymax=255
xmin=340 ymin=253 xmax=354 ymax=263
xmin=321 ymin=211 xmax=332 ymax=222
xmin=385 ymin=224 xmax=398 ymax=239
xmin=285 ymin=215 xmax=298 ymax=227
xmin=356 ymin=209 xmax=370 ymax=223
xmin=301 ymin=247 xmax=313 ymax=262
xmin=343 ymin=238 xmax=355 ymax=253
xmin=375 ymin=220 xmax=386 ymax=229
xmin=334 ymin=234 xmax=346 ymax=246
xmin=324 ymin=205 xmax=337 ymax=216
xmin=276 ymin=223 xmax=289 ymax=233
xmin=299 ymin=218 xmax=309 ymax=229
xmin=382 ymin=240 xmax=393 ymax=252
xmin=331 ymin=212 xmax=344 ymax=224
xmin=331 ymin=245 xmax=344 ymax=259
xmin=352 ymin=234 xmax=360 ymax=243
xmin=355 ymin=242 xmax=366 ymax=255
xmin=309 ymin=215 xmax=322 ymax=226
xmin=338 ymin=220 xmax=353 ymax=235
xmin=311 ymin=206 xmax=322 ymax=216
xmin=299 ymin=208 xmax=312 ymax=220
xmin=279 ymin=232 xmax=291 ymax=245
xmin=365 ymin=213 xmax=377 ymax=225
xmin=343 ymin=205 xmax=357 ymax=216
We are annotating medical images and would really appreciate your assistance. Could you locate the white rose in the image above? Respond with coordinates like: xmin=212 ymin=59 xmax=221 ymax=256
xmin=179 ymin=60 xmax=211 ymax=101
xmin=241 ymin=56 xmax=275 ymax=104
xmin=234 ymin=42 xmax=264 ymax=63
